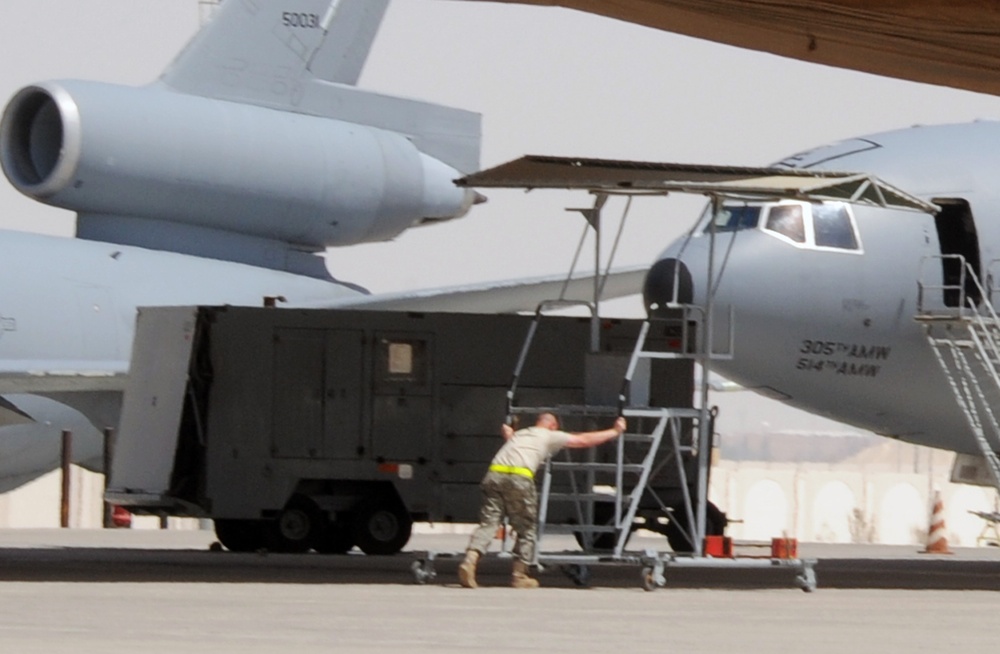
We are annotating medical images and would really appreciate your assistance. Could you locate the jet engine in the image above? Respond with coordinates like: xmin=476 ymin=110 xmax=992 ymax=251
xmin=0 ymin=81 xmax=478 ymax=247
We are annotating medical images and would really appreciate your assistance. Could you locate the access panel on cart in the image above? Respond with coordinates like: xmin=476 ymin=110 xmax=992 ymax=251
xmin=270 ymin=328 xmax=364 ymax=460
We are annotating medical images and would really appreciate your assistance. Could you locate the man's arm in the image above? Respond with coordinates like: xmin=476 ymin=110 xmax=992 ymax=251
xmin=564 ymin=417 xmax=626 ymax=449
xmin=501 ymin=424 xmax=515 ymax=440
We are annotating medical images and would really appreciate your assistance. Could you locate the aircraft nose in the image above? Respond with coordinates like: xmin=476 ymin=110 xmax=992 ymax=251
xmin=642 ymin=257 xmax=692 ymax=317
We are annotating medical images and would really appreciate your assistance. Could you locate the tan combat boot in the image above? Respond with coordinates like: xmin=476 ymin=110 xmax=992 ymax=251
xmin=458 ymin=549 xmax=481 ymax=588
xmin=511 ymin=559 xmax=540 ymax=589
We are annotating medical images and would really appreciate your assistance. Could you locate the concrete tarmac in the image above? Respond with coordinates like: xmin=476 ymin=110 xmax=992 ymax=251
xmin=2 ymin=529 xmax=1000 ymax=653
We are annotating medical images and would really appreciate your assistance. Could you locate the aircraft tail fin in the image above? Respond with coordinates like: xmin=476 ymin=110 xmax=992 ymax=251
xmin=159 ymin=0 xmax=480 ymax=172
xmin=161 ymin=0 xmax=390 ymax=98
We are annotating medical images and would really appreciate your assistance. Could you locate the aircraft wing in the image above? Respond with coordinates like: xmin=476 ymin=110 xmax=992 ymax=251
xmin=314 ymin=266 xmax=647 ymax=313
xmin=466 ymin=0 xmax=1000 ymax=96
xmin=0 ymin=268 xmax=644 ymax=398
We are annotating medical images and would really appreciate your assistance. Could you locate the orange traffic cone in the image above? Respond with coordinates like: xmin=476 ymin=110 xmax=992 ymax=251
xmin=922 ymin=490 xmax=953 ymax=554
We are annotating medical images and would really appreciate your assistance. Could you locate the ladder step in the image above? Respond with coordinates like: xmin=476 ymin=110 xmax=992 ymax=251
xmin=543 ymin=524 xmax=620 ymax=534
xmin=635 ymin=351 xmax=690 ymax=360
xmin=549 ymin=462 xmax=646 ymax=473
xmin=930 ymin=339 xmax=975 ymax=348
xmin=509 ymin=404 xmax=619 ymax=416
xmin=623 ymin=433 xmax=655 ymax=443
xmin=622 ymin=407 xmax=704 ymax=419
xmin=546 ymin=492 xmax=629 ymax=503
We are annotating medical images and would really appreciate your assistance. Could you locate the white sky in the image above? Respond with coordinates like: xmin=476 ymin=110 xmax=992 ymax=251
xmin=4 ymin=0 xmax=1000 ymax=438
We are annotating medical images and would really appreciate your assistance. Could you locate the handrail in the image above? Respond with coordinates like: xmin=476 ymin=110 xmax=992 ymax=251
xmin=917 ymin=254 xmax=976 ymax=316
xmin=988 ymin=259 xmax=1000 ymax=308
xmin=506 ymin=299 xmax=596 ymax=421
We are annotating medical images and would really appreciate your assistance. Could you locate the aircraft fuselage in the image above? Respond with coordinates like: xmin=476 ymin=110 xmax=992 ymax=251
xmin=645 ymin=122 xmax=1000 ymax=454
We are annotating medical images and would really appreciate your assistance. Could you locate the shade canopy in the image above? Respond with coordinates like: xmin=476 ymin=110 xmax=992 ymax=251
xmin=463 ymin=0 xmax=1000 ymax=96
xmin=458 ymin=155 xmax=938 ymax=213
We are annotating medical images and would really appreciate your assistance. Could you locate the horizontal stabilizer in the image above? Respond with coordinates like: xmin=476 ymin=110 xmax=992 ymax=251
xmin=316 ymin=266 xmax=647 ymax=313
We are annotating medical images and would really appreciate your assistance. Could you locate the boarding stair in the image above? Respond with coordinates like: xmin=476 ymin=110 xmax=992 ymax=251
xmin=916 ymin=255 xmax=1000 ymax=490
xmin=505 ymin=300 xmax=725 ymax=561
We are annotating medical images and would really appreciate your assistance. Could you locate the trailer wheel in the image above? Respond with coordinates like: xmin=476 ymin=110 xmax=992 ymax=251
xmin=268 ymin=497 xmax=321 ymax=553
xmin=664 ymin=501 xmax=726 ymax=553
xmin=214 ymin=519 xmax=267 ymax=552
xmin=351 ymin=495 xmax=413 ymax=555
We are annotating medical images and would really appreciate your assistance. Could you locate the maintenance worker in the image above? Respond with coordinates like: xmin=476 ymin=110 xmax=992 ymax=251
xmin=458 ymin=412 xmax=627 ymax=589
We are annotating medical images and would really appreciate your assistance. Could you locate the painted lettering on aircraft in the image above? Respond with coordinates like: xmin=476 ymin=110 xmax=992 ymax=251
xmin=282 ymin=12 xmax=321 ymax=28
xmin=799 ymin=340 xmax=891 ymax=360
xmin=796 ymin=358 xmax=881 ymax=377
xmin=795 ymin=339 xmax=890 ymax=377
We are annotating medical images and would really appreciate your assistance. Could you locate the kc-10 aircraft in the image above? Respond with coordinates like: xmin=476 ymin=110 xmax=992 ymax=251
xmin=463 ymin=121 xmax=1000 ymax=480
xmin=0 ymin=0 xmax=641 ymax=493
xmin=640 ymin=122 xmax=1000 ymax=470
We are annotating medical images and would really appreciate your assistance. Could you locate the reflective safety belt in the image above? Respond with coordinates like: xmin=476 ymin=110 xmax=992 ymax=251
xmin=489 ymin=464 xmax=534 ymax=479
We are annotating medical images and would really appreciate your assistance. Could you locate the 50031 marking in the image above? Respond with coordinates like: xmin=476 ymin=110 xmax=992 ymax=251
xmin=282 ymin=12 xmax=320 ymax=28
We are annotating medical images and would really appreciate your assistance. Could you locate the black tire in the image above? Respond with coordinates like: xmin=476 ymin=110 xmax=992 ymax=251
xmin=214 ymin=519 xmax=267 ymax=552
xmin=350 ymin=494 xmax=412 ymax=555
xmin=267 ymin=497 xmax=322 ymax=553
xmin=664 ymin=501 xmax=726 ymax=553
xmin=314 ymin=517 xmax=355 ymax=554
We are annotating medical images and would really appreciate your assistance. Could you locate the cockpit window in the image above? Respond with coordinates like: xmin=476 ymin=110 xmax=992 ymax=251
xmin=697 ymin=200 xmax=861 ymax=252
xmin=812 ymin=203 xmax=858 ymax=250
xmin=765 ymin=205 xmax=806 ymax=243
xmin=713 ymin=205 xmax=761 ymax=232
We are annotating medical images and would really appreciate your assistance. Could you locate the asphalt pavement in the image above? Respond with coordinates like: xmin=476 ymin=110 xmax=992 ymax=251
xmin=2 ymin=529 xmax=1000 ymax=653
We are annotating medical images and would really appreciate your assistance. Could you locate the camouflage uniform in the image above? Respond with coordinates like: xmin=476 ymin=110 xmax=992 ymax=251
xmin=466 ymin=470 xmax=539 ymax=563
xmin=465 ymin=425 xmax=570 ymax=564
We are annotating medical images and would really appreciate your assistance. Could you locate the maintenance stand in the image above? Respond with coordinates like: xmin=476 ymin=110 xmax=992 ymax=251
xmin=417 ymin=154 xmax=937 ymax=592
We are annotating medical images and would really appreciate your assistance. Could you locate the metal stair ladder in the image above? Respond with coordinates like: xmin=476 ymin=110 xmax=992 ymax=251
xmin=916 ymin=255 xmax=1000 ymax=490
xmin=507 ymin=302 xmax=718 ymax=560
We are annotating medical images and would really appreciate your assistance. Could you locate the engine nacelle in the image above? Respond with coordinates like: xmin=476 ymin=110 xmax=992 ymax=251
xmin=0 ymin=81 xmax=477 ymax=248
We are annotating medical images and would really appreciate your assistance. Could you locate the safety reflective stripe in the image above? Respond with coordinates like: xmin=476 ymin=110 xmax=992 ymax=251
xmin=488 ymin=464 xmax=534 ymax=479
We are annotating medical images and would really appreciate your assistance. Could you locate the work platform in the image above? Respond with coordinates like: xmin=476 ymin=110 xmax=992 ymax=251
xmin=417 ymin=300 xmax=817 ymax=592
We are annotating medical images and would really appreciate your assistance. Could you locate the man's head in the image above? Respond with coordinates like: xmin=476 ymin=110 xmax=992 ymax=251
xmin=536 ymin=412 xmax=560 ymax=430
